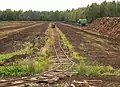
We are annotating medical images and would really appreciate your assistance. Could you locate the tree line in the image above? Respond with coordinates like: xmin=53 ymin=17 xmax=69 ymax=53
xmin=0 ymin=1 xmax=120 ymax=22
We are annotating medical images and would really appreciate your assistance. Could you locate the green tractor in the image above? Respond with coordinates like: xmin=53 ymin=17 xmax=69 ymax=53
xmin=78 ymin=19 xmax=88 ymax=26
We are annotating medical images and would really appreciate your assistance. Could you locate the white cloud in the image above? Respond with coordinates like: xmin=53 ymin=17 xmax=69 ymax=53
xmin=0 ymin=0 xmax=116 ymax=11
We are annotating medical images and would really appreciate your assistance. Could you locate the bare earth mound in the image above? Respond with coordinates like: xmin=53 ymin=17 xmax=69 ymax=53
xmin=86 ymin=17 xmax=120 ymax=39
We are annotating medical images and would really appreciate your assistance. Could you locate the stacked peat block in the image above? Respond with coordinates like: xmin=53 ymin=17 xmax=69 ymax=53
xmin=86 ymin=17 xmax=120 ymax=39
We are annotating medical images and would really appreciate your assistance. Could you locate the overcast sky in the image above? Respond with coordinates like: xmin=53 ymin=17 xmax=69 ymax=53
xmin=0 ymin=0 xmax=116 ymax=11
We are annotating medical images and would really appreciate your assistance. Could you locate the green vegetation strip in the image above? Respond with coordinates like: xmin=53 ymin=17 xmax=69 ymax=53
xmin=56 ymin=27 xmax=83 ymax=61
xmin=0 ymin=55 xmax=50 ymax=76
xmin=56 ymin=27 xmax=120 ymax=76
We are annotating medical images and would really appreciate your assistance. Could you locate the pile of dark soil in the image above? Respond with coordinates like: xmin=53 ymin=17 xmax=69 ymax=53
xmin=86 ymin=17 xmax=120 ymax=39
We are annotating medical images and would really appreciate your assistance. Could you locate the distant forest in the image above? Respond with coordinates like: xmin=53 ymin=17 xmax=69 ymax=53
xmin=0 ymin=1 xmax=120 ymax=22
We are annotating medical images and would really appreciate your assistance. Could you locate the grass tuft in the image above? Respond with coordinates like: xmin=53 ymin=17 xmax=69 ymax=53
xmin=0 ymin=42 xmax=33 ymax=60
xmin=76 ymin=62 xmax=114 ymax=76
xmin=0 ymin=66 xmax=28 ymax=76
xmin=0 ymin=53 xmax=50 ymax=76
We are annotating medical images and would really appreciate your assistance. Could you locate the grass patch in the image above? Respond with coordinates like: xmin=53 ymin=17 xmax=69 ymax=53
xmin=76 ymin=62 xmax=114 ymax=76
xmin=0 ymin=42 xmax=33 ymax=60
xmin=16 ymin=54 xmax=50 ymax=75
xmin=27 ymin=55 xmax=50 ymax=74
xmin=0 ymin=53 xmax=16 ymax=60
xmin=0 ymin=65 xmax=28 ymax=76
xmin=0 ymin=50 xmax=51 ymax=76
xmin=76 ymin=62 xmax=120 ymax=76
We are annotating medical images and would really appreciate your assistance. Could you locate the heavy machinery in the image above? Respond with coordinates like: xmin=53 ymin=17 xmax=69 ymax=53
xmin=78 ymin=19 xmax=88 ymax=26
